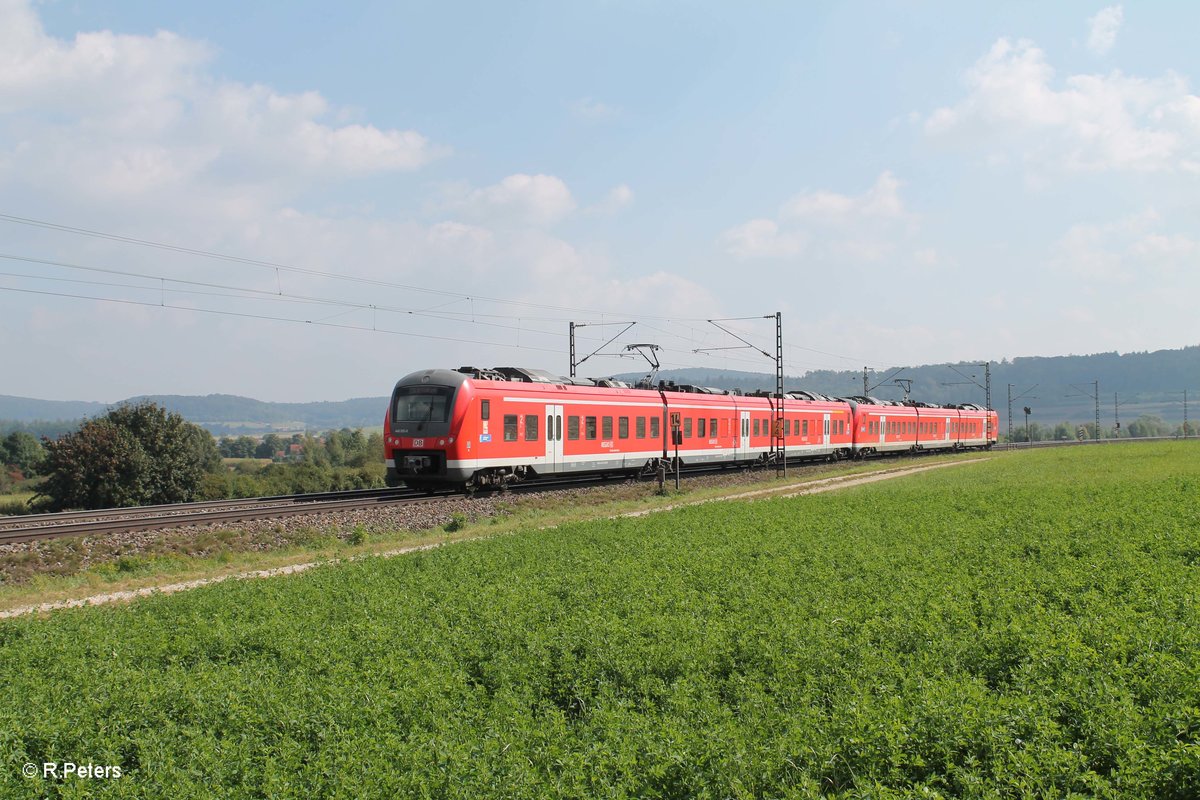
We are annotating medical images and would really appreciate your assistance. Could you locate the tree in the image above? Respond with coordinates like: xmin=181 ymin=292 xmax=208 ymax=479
xmin=255 ymin=434 xmax=284 ymax=459
xmin=36 ymin=402 xmax=222 ymax=511
xmin=1127 ymin=415 xmax=1170 ymax=438
xmin=0 ymin=431 xmax=45 ymax=476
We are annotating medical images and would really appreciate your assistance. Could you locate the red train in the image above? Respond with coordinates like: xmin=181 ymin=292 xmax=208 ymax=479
xmin=384 ymin=366 xmax=997 ymax=489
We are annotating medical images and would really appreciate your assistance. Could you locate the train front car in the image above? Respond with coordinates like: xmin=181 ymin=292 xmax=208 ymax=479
xmin=384 ymin=369 xmax=473 ymax=489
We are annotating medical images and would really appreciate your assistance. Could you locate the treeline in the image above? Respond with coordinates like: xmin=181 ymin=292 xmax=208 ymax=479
xmin=1003 ymin=415 xmax=1194 ymax=442
xmin=2 ymin=402 xmax=385 ymax=513
xmin=215 ymin=429 xmax=382 ymax=466
xmin=206 ymin=429 xmax=386 ymax=499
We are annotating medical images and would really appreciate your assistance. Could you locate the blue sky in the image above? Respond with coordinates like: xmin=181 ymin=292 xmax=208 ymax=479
xmin=2 ymin=1 xmax=1198 ymax=401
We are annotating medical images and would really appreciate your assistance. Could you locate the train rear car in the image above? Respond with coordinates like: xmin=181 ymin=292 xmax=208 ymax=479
xmin=850 ymin=399 xmax=997 ymax=456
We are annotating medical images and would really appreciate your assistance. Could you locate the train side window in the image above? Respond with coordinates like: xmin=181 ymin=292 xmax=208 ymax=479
xmin=568 ymin=416 xmax=580 ymax=440
xmin=636 ymin=416 xmax=646 ymax=438
xmin=503 ymin=414 xmax=518 ymax=442
xmin=753 ymin=419 xmax=760 ymax=436
xmin=619 ymin=416 xmax=629 ymax=439
xmin=801 ymin=419 xmax=807 ymax=436
xmin=784 ymin=419 xmax=791 ymax=436
xmin=481 ymin=399 xmax=490 ymax=421
xmin=601 ymin=416 xmax=612 ymax=439
xmin=698 ymin=418 xmax=706 ymax=437
xmin=710 ymin=418 xmax=717 ymax=437
xmin=525 ymin=414 xmax=539 ymax=441
xmin=650 ymin=417 xmax=660 ymax=438
xmin=585 ymin=416 xmax=597 ymax=440
xmin=684 ymin=418 xmax=693 ymax=438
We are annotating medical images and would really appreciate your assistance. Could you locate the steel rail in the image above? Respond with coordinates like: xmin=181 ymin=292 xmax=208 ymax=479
xmin=0 ymin=490 xmax=460 ymax=545
xmin=0 ymin=486 xmax=417 ymax=529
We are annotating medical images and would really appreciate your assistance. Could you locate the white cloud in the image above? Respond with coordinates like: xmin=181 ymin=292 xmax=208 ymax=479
xmin=1087 ymin=6 xmax=1123 ymax=56
xmin=570 ymin=97 xmax=620 ymax=121
xmin=587 ymin=183 xmax=634 ymax=215
xmin=1050 ymin=208 xmax=1197 ymax=282
xmin=781 ymin=171 xmax=904 ymax=220
xmin=0 ymin=0 xmax=445 ymax=206
xmin=720 ymin=172 xmax=914 ymax=262
xmin=925 ymin=37 xmax=1200 ymax=173
xmin=446 ymin=174 xmax=577 ymax=226
xmin=718 ymin=219 xmax=808 ymax=259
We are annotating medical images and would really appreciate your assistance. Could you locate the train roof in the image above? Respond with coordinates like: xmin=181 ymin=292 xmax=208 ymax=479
xmin=396 ymin=367 xmax=992 ymax=411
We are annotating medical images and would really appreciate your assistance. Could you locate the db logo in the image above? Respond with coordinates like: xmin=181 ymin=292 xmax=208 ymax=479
xmin=413 ymin=438 xmax=425 ymax=447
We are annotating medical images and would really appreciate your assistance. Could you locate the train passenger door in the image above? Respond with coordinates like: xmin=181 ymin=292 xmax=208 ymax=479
xmin=739 ymin=411 xmax=750 ymax=457
xmin=544 ymin=404 xmax=564 ymax=473
xmin=823 ymin=412 xmax=831 ymax=448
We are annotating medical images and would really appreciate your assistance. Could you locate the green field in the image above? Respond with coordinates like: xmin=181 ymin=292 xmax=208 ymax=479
xmin=2 ymin=443 xmax=1198 ymax=798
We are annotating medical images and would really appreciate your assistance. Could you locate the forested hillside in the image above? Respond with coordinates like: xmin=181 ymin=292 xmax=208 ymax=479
xmin=4 ymin=345 xmax=1198 ymax=437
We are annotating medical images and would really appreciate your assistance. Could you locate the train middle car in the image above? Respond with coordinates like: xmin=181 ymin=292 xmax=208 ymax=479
xmin=384 ymin=367 xmax=997 ymax=489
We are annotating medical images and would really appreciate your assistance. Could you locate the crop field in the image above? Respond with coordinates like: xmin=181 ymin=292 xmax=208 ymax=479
xmin=1 ymin=442 xmax=1197 ymax=798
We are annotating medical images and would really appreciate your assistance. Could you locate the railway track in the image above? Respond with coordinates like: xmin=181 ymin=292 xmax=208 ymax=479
xmin=12 ymin=438 xmax=1163 ymax=546
xmin=0 ymin=487 xmax=457 ymax=545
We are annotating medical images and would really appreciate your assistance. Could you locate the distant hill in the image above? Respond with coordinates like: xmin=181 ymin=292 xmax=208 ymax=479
xmin=4 ymin=344 xmax=1198 ymax=438
xmin=0 ymin=393 xmax=389 ymax=437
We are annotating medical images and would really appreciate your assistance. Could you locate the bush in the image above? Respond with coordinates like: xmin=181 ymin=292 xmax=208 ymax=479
xmin=35 ymin=402 xmax=222 ymax=511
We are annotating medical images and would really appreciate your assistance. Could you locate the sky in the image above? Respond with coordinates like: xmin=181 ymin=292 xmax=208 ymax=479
xmin=1 ymin=0 xmax=1198 ymax=402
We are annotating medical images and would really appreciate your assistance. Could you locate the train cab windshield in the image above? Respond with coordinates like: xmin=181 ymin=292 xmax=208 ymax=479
xmin=393 ymin=386 xmax=455 ymax=425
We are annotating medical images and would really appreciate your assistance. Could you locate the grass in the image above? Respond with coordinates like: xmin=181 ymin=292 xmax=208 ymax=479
xmin=0 ymin=490 xmax=34 ymax=516
xmin=2 ymin=443 xmax=1197 ymax=797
